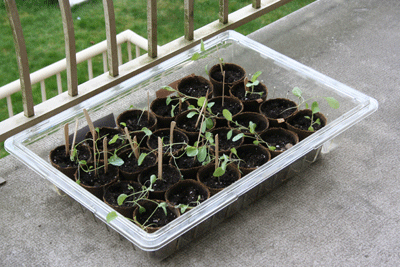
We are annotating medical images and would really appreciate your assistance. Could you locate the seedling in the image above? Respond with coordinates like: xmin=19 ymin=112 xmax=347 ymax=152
xmin=175 ymin=195 xmax=202 ymax=214
xmin=245 ymin=71 xmax=264 ymax=96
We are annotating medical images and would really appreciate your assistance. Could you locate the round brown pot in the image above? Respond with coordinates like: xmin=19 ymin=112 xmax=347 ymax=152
xmin=208 ymin=127 xmax=244 ymax=155
xmin=259 ymin=98 xmax=298 ymax=128
xmin=165 ymin=179 xmax=210 ymax=213
xmin=175 ymin=110 xmax=216 ymax=145
xmin=116 ymin=109 xmax=157 ymax=146
xmin=228 ymin=112 xmax=269 ymax=144
xmin=75 ymin=161 xmax=119 ymax=199
xmin=229 ymin=81 xmax=267 ymax=112
xmin=49 ymin=143 xmax=91 ymax=180
xmin=285 ymin=109 xmax=327 ymax=141
xmin=197 ymin=163 xmax=241 ymax=196
xmin=138 ymin=164 xmax=181 ymax=200
xmin=208 ymin=63 xmax=246 ymax=96
xmin=177 ymin=75 xmax=213 ymax=99
xmin=117 ymin=148 xmax=157 ymax=181
xmin=85 ymin=127 xmax=125 ymax=160
xmin=208 ymin=96 xmax=244 ymax=128
xmin=230 ymin=144 xmax=271 ymax=176
xmin=133 ymin=200 xmax=180 ymax=233
xmin=103 ymin=181 xmax=148 ymax=218
xmin=260 ymin=128 xmax=299 ymax=158
xmin=150 ymin=96 xmax=190 ymax=129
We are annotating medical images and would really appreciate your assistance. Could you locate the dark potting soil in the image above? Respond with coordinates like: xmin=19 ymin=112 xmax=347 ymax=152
xmin=210 ymin=100 xmax=242 ymax=118
xmin=211 ymin=69 xmax=244 ymax=84
xmin=210 ymin=130 xmax=242 ymax=151
xmin=136 ymin=204 xmax=177 ymax=228
xmin=148 ymin=132 xmax=187 ymax=154
xmin=176 ymin=114 xmax=201 ymax=133
xmin=290 ymin=115 xmax=324 ymax=131
xmin=173 ymin=154 xmax=202 ymax=170
xmin=152 ymin=98 xmax=189 ymax=117
xmin=200 ymin=168 xmax=238 ymax=189
xmin=123 ymin=116 xmax=155 ymax=132
xmin=238 ymin=150 xmax=269 ymax=169
xmin=140 ymin=167 xmax=180 ymax=192
xmin=78 ymin=165 xmax=118 ymax=187
xmin=260 ymin=99 xmax=297 ymax=119
xmin=51 ymin=145 xmax=91 ymax=168
xmin=119 ymin=151 xmax=157 ymax=173
xmin=168 ymin=185 xmax=207 ymax=207
xmin=262 ymin=133 xmax=294 ymax=151
xmin=231 ymin=83 xmax=265 ymax=101
xmin=86 ymin=128 xmax=124 ymax=150
xmin=179 ymin=80 xmax=211 ymax=98
xmin=104 ymin=182 xmax=145 ymax=207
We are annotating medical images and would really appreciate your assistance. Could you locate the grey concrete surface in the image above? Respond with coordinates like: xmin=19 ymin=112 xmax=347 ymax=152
xmin=1 ymin=0 xmax=399 ymax=265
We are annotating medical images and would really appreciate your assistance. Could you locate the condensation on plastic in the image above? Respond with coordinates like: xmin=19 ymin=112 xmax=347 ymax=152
xmin=5 ymin=31 xmax=378 ymax=261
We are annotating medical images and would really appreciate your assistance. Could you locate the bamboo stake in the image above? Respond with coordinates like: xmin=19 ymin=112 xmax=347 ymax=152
xmin=83 ymin=109 xmax=96 ymax=139
xmin=64 ymin=123 xmax=70 ymax=156
xmin=195 ymin=89 xmax=209 ymax=129
xmin=170 ymin=121 xmax=176 ymax=146
xmin=103 ymin=137 xmax=108 ymax=173
xmin=215 ymin=134 xmax=219 ymax=170
xmin=70 ymin=118 xmax=79 ymax=157
xmin=222 ymin=71 xmax=226 ymax=106
xmin=196 ymin=111 xmax=206 ymax=146
xmin=93 ymin=135 xmax=97 ymax=176
xmin=124 ymin=127 xmax=136 ymax=156
xmin=133 ymin=136 xmax=139 ymax=159
xmin=178 ymin=97 xmax=182 ymax=112
xmin=158 ymin=137 xmax=163 ymax=180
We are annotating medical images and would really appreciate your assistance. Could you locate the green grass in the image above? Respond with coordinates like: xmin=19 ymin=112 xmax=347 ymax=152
xmin=0 ymin=0 xmax=314 ymax=158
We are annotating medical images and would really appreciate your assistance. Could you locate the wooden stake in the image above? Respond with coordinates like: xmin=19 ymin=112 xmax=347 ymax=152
xmin=83 ymin=108 xmax=96 ymax=139
xmin=215 ymin=134 xmax=219 ymax=170
xmin=170 ymin=121 xmax=176 ymax=145
xmin=133 ymin=136 xmax=139 ymax=159
xmin=93 ymin=135 xmax=97 ymax=176
xmin=103 ymin=137 xmax=108 ymax=174
xmin=196 ymin=112 xmax=206 ymax=145
xmin=178 ymin=97 xmax=182 ymax=112
xmin=158 ymin=137 xmax=163 ymax=180
xmin=124 ymin=127 xmax=135 ymax=155
xmin=195 ymin=89 xmax=208 ymax=129
xmin=70 ymin=118 xmax=79 ymax=157
xmin=64 ymin=123 xmax=70 ymax=156
xmin=147 ymin=92 xmax=150 ymax=121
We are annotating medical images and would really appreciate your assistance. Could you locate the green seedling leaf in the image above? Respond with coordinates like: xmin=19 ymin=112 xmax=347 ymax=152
xmin=188 ymin=105 xmax=196 ymax=110
xmin=232 ymin=133 xmax=244 ymax=142
xmin=106 ymin=211 xmax=118 ymax=223
xmin=117 ymin=194 xmax=128 ymax=206
xmin=308 ymin=126 xmax=314 ymax=132
xmin=109 ymin=154 xmax=124 ymax=166
xmin=95 ymin=127 xmax=100 ymax=134
xmin=230 ymin=147 xmax=238 ymax=157
xmin=76 ymin=179 xmax=81 ymax=185
xmin=158 ymin=202 xmax=168 ymax=216
xmin=304 ymin=116 xmax=311 ymax=119
xmin=161 ymin=86 xmax=176 ymax=92
xmin=305 ymin=102 xmax=309 ymax=109
xmin=324 ymin=97 xmax=340 ymax=109
xmin=213 ymin=167 xmax=225 ymax=177
xmin=205 ymin=131 xmax=213 ymax=142
xmin=171 ymin=104 xmax=178 ymax=117
xmin=139 ymin=206 xmax=146 ymax=214
xmin=187 ymin=111 xmax=198 ymax=118
xmin=200 ymin=39 xmax=205 ymax=51
xmin=227 ymin=129 xmax=233 ymax=140
xmin=205 ymin=118 xmax=214 ymax=129
xmin=138 ymin=153 xmax=148 ymax=166
xmin=191 ymin=52 xmax=201 ymax=61
xmin=70 ymin=149 xmax=77 ymax=162
xmin=142 ymin=127 xmax=152 ymax=136
xmin=223 ymin=109 xmax=232 ymax=121
xmin=166 ymin=96 xmax=172 ymax=105
xmin=268 ymin=146 xmax=276 ymax=151
xmin=109 ymin=134 xmax=119 ymax=145
xmin=249 ymin=121 xmax=257 ymax=134
xmin=315 ymin=118 xmax=321 ymax=125
xmin=201 ymin=121 xmax=207 ymax=133
xmin=197 ymin=97 xmax=206 ymax=107
xmin=311 ymin=101 xmax=320 ymax=114
xmin=120 ymin=122 xmax=126 ymax=127
xmin=207 ymin=102 xmax=215 ymax=109
xmin=292 ymin=87 xmax=302 ymax=98
xmin=205 ymin=64 xmax=209 ymax=75
xmin=176 ymin=204 xmax=189 ymax=214
xmin=150 ymin=174 xmax=157 ymax=185
xmin=251 ymin=71 xmax=262 ymax=82
xmin=253 ymin=140 xmax=260 ymax=145
xmin=79 ymin=160 xmax=87 ymax=165
xmin=186 ymin=146 xmax=198 ymax=157
xmin=198 ymin=146 xmax=207 ymax=162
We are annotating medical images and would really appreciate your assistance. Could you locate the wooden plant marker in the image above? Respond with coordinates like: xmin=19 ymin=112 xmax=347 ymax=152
xmin=158 ymin=137 xmax=163 ymax=180
xmin=214 ymin=134 xmax=219 ymax=170
xmin=244 ymin=77 xmax=249 ymax=93
xmin=196 ymin=111 xmax=206 ymax=146
xmin=170 ymin=121 xmax=176 ymax=146
xmin=222 ymin=71 xmax=226 ymax=106
xmin=124 ymin=127 xmax=139 ymax=159
xmin=83 ymin=109 xmax=97 ymax=175
xmin=63 ymin=123 xmax=70 ymax=156
xmin=147 ymin=92 xmax=150 ymax=121
xmin=133 ymin=136 xmax=139 ymax=159
xmin=178 ymin=97 xmax=182 ymax=112
xmin=195 ymin=89 xmax=209 ymax=129
xmin=70 ymin=118 xmax=79 ymax=157
xmin=103 ymin=137 xmax=108 ymax=174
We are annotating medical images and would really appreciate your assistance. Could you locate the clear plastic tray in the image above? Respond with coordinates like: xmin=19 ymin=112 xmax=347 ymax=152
xmin=5 ymin=30 xmax=378 ymax=260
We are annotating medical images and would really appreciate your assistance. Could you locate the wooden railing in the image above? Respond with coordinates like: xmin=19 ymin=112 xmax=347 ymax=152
xmin=1 ymin=0 xmax=294 ymax=142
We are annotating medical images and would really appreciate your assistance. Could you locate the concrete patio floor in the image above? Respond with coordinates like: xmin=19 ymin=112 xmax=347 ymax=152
xmin=1 ymin=0 xmax=399 ymax=265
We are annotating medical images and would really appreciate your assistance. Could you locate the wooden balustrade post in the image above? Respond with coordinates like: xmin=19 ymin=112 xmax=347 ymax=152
xmin=147 ymin=0 xmax=157 ymax=58
xmin=184 ymin=0 xmax=194 ymax=41
xmin=219 ymin=0 xmax=229 ymax=24
xmin=4 ymin=0 xmax=34 ymax=117
xmin=103 ymin=0 xmax=119 ymax=77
